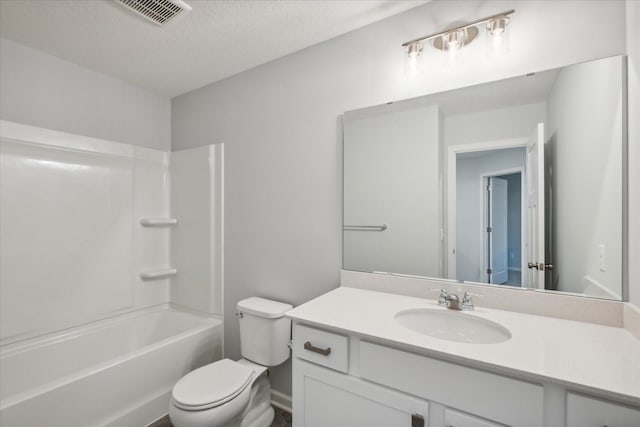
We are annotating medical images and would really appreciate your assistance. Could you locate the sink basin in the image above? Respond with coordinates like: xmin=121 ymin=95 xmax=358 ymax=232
xmin=395 ymin=309 xmax=511 ymax=344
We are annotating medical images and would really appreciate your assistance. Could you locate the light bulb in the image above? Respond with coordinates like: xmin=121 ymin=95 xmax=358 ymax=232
xmin=403 ymin=41 xmax=424 ymax=77
xmin=444 ymin=30 xmax=464 ymax=67
xmin=487 ymin=16 xmax=510 ymax=57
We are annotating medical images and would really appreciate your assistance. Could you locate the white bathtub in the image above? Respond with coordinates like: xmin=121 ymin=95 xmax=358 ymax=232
xmin=0 ymin=305 xmax=222 ymax=427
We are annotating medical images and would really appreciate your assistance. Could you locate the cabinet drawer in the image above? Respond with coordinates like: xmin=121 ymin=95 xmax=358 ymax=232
xmin=359 ymin=341 xmax=543 ymax=427
xmin=444 ymin=408 xmax=505 ymax=427
xmin=566 ymin=392 xmax=640 ymax=427
xmin=293 ymin=324 xmax=349 ymax=373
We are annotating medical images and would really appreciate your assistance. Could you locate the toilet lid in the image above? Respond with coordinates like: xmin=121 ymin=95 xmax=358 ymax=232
xmin=172 ymin=359 xmax=254 ymax=409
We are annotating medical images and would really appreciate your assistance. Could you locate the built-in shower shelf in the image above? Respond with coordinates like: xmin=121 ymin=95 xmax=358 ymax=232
xmin=140 ymin=268 xmax=177 ymax=281
xmin=139 ymin=218 xmax=178 ymax=227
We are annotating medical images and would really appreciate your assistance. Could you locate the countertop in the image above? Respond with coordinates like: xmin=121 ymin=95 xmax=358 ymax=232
xmin=286 ymin=286 xmax=640 ymax=406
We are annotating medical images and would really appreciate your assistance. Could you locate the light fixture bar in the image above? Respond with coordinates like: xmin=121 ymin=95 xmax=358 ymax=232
xmin=401 ymin=9 xmax=515 ymax=48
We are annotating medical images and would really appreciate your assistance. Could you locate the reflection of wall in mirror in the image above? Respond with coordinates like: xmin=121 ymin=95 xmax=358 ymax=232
xmin=343 ymin=105 xmax=441 ymax=277
xmin=546 ymin=56 xmax=623 ymax=299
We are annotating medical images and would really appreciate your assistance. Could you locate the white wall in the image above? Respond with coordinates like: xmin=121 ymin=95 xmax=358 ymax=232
xmin=546 ymin=56 xmax=623 ymax=298
xmin=170 ymin=145 xmax=224 ymax=316
xmin=343 ymin=105 xmax=441 ymax=277
xmin=445 ymin=103 xmax=546 ymax=147
xmin=0 ymin=39 xmax=170 ymax=150
xmin=627 ymin=0 xmax=640 ymax=306
xmin=171 ymin=0 xmax=627 ymax=394
xmin=456 ymin=149 xmax=526 ymax=283
xmin=0 ymin=121 xmax=171 ymax=344
xmin=133 ymin=145 xmax=172 ymax=311
xmin=0 ymin=37 xmax=173 ymax=343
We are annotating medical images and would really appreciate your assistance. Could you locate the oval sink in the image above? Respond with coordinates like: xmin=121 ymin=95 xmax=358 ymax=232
xmin=395 ymin=309 xmax=511 ymax=344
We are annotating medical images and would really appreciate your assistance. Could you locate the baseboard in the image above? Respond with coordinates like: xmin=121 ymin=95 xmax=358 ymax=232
xmin=508 ymin=267 xmax=521 ymax=272
xmin=271 ymin=389 xmax=292 ymax=413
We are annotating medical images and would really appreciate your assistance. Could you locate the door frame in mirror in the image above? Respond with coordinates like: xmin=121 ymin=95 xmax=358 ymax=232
xmin=447 ymin=136 xmax=530 ymax=284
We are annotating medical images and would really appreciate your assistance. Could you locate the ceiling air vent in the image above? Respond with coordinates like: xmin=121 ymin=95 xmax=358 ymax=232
xmin=117 ymin=0 xmax=192 ymax=26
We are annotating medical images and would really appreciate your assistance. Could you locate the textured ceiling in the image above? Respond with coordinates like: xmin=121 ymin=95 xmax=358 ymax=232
xmin=0 ymin=0 xmax=428 ymax=97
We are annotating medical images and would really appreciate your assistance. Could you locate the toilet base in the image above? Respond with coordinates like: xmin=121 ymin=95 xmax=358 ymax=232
xmin=169 ymin=362 xmax=274 ymax=427
xmin=240 ymin=375 xmax=274 ymax=427
xmin=242 ymin=406 xmax=274 ymax=427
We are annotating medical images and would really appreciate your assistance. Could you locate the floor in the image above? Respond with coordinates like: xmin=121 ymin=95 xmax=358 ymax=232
xmin=504 ymin=270 xmax=522 ymax=286
xmin=271 ymin=406 xmax=293 ymax=427
xmin=148 ymin=406 xmax=292 ymax=427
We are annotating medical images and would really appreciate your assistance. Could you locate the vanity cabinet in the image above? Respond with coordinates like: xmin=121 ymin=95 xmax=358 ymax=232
xmin=357 ymin=341 xmax=542 ymax=426
xmin=292 ymin=324 xmax=521 ymax=427
xmin=295 ymin=359 xmax=429 ymax=427
xmin=291 ymin=322 xmax=640 ymax=427
xmin=443 ymin=408 xmax=505 ymax=427
xmin=565 ymin=393 xmax=640 ymax=427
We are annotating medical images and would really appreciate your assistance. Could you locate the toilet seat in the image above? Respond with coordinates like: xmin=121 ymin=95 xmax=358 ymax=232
xmin=172 ymin=359 xmax=255 ymax=411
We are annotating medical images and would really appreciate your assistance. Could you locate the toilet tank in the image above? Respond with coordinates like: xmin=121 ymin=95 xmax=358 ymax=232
xmin=236 ymin=297 xmax=293 ymax=366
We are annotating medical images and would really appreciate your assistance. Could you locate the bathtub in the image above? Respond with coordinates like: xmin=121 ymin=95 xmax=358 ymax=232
xmin=0 ymin=305 xmax=222 ymax=427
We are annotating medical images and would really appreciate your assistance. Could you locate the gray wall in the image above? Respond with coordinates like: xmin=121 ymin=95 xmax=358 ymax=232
xmin=171 ymin=0 xmax=628 ymax=395
xmin=546 ymin=56 xmax=623 ymax=298
xmin=0 ymin=38 xmax=171 ymax=150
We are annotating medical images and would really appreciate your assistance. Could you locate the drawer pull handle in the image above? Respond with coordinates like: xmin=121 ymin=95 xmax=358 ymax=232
xmin=304 ymin=341 xmax=331 ymax=356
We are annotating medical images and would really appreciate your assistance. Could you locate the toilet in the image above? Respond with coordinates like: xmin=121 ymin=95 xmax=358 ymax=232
xmin=169 ymin=297 xmax=293 ymax=427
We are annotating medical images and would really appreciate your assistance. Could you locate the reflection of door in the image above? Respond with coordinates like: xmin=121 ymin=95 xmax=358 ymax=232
xmin=526 ymin=123 xmax=545 ymax=288
xmin=489 ymin=177 xmax=508 ymax=284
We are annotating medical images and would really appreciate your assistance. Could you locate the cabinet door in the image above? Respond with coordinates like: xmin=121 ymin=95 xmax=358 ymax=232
xmin=359 ymin=341 xmax=543 ymax=427
xmin=444 ymin=408 xmax=505 ymax=427
xmin=566 ymin=393 xmax=640 ymax=427
xmin=293 ymin=359 xmax=429 ymax=427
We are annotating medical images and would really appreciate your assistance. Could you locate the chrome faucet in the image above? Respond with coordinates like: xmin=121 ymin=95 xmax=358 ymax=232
xmin=432 ymin=288 xmax=461 ymax=310
xmin=432 ymin=289 xmax=479 ymax=311
xmin=445 ymin=293 xmax=462 ymax=310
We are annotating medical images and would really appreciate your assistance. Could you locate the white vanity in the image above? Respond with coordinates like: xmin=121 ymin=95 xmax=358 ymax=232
xmin=312 ymin=51 xmax=640 ymax=427
xmin=287 ymin=285 xmax=640 ymax=427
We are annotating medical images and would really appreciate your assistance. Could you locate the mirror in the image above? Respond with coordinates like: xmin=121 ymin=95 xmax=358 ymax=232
xmin=343 ymin=55 xmax=626 ymax=300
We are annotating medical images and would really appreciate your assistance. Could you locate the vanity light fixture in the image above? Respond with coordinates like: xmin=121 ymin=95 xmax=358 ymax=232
xmin=402 ymin=9 xmax=514 ymax=67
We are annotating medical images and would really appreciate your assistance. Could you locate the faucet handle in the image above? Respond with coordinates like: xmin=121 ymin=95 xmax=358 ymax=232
xmin=430 ymin=288 xmax=448 ymax=305
xmin=461 ymin=292 xmax=483 ymax=311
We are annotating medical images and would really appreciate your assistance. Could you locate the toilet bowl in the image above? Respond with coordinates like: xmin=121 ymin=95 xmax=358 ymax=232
xmin=169 ymin=359 xmax=272 ymax=427
xmin=169 ymin=297 xmax=292 ymax=427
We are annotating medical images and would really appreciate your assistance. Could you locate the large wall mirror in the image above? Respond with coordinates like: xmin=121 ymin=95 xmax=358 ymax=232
xmin=343 ymin=55 xmax=627 ymax=300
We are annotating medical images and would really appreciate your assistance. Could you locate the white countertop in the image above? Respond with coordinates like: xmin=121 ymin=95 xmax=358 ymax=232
xmin=286 ymin=286 xmax=640 ymax=405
